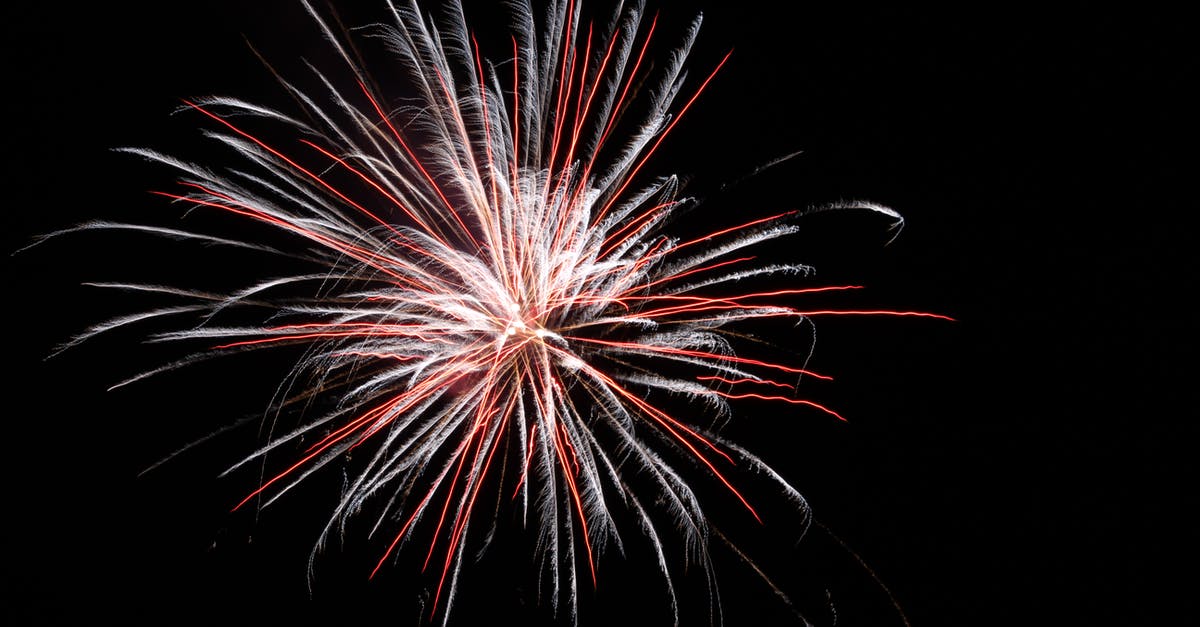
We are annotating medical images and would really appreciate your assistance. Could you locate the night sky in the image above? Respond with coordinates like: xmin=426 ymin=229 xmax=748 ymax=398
xmin=4 ymin=2 xmax=1189 ymax=626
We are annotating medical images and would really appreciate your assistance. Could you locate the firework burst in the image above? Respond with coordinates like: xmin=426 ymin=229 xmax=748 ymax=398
xmin=43 ymin=0 xmax=948 ymax=623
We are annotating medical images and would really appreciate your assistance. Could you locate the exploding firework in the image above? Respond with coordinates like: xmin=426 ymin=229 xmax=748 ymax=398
xmin=42 ymin=0 xmax=948 ymax=623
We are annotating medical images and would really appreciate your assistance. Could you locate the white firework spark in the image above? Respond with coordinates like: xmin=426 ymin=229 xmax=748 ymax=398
xmin=43 ymin=0 xmax=947 ymax=623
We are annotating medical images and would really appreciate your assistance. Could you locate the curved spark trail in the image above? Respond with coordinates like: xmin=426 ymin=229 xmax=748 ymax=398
xmin=46 ymin=0 xmax=950 ymax=623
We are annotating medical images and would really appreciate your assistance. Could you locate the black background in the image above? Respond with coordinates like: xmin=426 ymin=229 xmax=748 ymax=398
xmin=3 ymin=2 xmax=1190 ymax=625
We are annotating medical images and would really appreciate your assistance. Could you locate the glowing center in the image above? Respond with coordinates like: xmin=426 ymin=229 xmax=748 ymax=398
xmin=499 ymin=301 xmax=541 ymax=340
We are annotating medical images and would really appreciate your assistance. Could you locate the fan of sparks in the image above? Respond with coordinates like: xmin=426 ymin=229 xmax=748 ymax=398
xmin=58 ymin=0 xmax=949 ymax=622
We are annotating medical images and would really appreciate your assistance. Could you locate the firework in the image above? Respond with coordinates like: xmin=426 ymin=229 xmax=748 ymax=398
xmin=44 ymin=0 xmax=947 ymax=623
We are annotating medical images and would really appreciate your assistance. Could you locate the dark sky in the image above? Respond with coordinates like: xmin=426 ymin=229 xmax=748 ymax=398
xmin=3 ymin=2 xmax=1189 ymax=626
